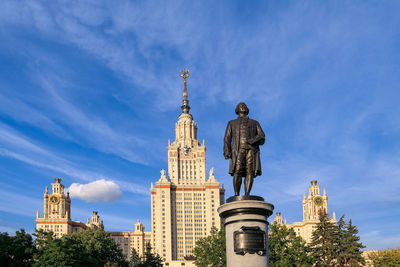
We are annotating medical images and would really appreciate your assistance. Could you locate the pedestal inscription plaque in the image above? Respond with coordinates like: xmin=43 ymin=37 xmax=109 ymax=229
xmin=234 ymin=226 xmax=266 ymax=256
xmin=218 ymin=200 xmax=274 ymax=267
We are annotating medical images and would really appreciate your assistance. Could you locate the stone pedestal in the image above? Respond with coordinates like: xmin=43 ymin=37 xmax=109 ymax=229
xmin=218 ymin=196 xmax=274 ymax=267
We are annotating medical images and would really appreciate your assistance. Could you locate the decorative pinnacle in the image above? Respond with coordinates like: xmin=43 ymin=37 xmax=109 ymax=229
xmin=180 ymin=69 xmax=191 ymax=113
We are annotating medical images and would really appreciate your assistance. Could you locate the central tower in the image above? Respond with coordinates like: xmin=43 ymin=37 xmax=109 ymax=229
xmin=150 ymin=71 xmax=225 ymax=265
xmin=168 ymin=70 xmax=206 ymax=185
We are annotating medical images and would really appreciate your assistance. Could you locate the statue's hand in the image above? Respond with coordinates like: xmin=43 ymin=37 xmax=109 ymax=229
xmin=224 ymin=153 xmax=231 ymax=160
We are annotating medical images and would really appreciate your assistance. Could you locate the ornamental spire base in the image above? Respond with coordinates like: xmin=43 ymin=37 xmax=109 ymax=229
xmin=180 ymin=69 xmax=191 ymax=114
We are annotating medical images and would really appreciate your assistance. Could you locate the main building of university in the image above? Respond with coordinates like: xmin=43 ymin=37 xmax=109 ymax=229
xmin=35 ymin=74 xmax=335 ymax=266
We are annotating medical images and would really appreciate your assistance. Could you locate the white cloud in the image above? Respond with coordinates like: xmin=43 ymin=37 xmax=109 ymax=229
xmin=68 ymin=179 xmax=122 ymax=203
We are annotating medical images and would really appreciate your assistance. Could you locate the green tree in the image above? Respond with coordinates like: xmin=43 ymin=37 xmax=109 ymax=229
xmin=0 ymin=232 xmax=12 ymax=266
xmin=194 ymin=226 xmax=226 ymax=267
xmin=65 ymin=228 xmax=127 ymax=267
xmin=269 ymin=223 xmax=314 ymax=267
xmin=368 ymin=248 xmax=400 ymax=267
xmin=129 ymin=247 xmax=141 ymax=267
xmin=310 ymin=210 xmax=338 ymax=267
xmin=336 ymin=216 xmax=365 ymax=266
xmin=141 ymin=243 xmax=162 ymax=267
xmin=34 ymin=229 xmax=89 ymax=267
xmin=0 ymin=229 xmax=36 ymax=267
xmin=34 ymin=228 xmax=127 ymax=267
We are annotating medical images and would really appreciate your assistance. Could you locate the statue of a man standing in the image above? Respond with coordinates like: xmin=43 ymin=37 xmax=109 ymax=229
xmin=224 ymin=102 xmax=265 ymax=196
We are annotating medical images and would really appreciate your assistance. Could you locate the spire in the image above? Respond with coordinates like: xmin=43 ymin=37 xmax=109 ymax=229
xmin=180 ymin=69 xmax=191 ymax=114
xmin=45 ymin=186 xmax=48 ymax=195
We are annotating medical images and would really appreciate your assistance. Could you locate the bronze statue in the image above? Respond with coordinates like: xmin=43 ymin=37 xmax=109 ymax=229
xmin=224 ymin=103 xmax=265 ymax=196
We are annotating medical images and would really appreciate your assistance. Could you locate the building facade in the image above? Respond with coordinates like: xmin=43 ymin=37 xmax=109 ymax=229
xmin=111 ymin=219 xmax=151 ymax=260
xmin=36 ymin=178 xmax=104 ymax=238
xmin=112 ymin=72 xmax=225 ymax=266
xmin=274 ymin=180 xmax=336 ymax=243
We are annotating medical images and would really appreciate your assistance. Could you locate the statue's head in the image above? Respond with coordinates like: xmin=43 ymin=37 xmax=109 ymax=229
xmin=235 ymin=102 xmax=249 ymax=115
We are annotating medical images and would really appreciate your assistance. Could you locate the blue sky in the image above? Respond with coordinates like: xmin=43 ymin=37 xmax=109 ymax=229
xmin=1 ymin=0 xmax=399 ymax=250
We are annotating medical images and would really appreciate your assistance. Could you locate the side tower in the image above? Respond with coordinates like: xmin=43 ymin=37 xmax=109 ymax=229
xmin=86 ymin=211 xmax=104 ymax=230
xmin=111 ymin=219 xmax=147 ymax=260
xmin=36 ymin=178 xmax=104 ymax=237
xmin=288 ymin=180 xmax=336 ymax=243
xmin=36 ymin=178 xmax=72 ymax=237
xmin=303 ymin=180 xmax=329 ymax=221
xmin=150 ymin=71 xmax=225 ymax=265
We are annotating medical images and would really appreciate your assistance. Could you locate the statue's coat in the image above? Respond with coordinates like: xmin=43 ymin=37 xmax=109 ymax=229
xmin=223 ymin=118 xmax=265 ymax=177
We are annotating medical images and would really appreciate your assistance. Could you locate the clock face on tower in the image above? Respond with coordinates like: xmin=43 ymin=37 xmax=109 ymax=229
xmin=49 ymin=194 xmax=60 ymax=205
xmin=313 ymin=196 xmax=324 ymax=206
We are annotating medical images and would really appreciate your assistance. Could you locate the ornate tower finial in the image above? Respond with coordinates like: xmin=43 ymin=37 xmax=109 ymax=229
xmin=180 ymin=69 xmax=191 ymax=113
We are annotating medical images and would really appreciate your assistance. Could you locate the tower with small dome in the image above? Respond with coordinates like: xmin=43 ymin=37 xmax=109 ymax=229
xmin=273 ymin=180 xmax=336 ymax=243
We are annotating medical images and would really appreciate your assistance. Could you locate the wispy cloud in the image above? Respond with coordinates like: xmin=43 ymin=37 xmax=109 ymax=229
xmin=0 ymin=123 xmax=148 ymax=195
xmin=1 ymin=0 xmax=400 ymax=250
xmin=362 ymin=230 xmax=400 ymax=250
xmin=0 ymin=188 xmax=42 ymax=218
xmin=0 ymin=93 xmax=70 ymax=139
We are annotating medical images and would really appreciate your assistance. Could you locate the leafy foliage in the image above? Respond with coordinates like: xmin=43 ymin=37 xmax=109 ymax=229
xmin=33 ymin=229 xmax=89 ymax=267
xmin=64 ymin=228 xmax=127 ymax=266
xmin=269 ymin=223 xmax=314 ymax=267
xmin=0 ymin=232 xmax=11 ymax=266
xmin=0 ymin=215 xmax=368 ymax=267
xmin=0 ymin=229 xmax=36 ymax=267
xmin=309 ymin=210 xmax=338 ymax=267
xmin=194 ymin=226 xmax=226 ymax=267
xmin=368 ymin=248 xmax=400 ymax=267
xmin=33 ymin=228 xmax=127 ymax=267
